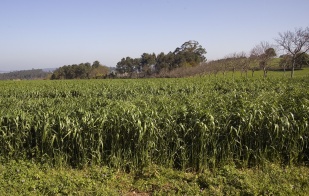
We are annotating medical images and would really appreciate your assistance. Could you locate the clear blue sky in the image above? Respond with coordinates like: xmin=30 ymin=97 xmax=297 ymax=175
xmin=1 ymin=0 xmax=309 ymax=71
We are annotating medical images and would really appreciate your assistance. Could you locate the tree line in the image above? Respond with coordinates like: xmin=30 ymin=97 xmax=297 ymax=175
xmin=202 ymin=26 xmax=309 ymax=78
xmin=34 ymin=26 xmax=309 ymax=80
xmin=0 ymin=69 xmax=50 ymax=80
xmin=49 ymin=40 xmax=207 ymax=80
xmin=115 ymin=40 xmax=207 ymax=77
xmin=51 ymin=61 xmax=111 ymax=80
xmin=113 ymin=27 xmax=309 ymax=78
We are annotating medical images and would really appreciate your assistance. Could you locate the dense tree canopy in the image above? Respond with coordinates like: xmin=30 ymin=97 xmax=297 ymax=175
xmin=173 ymin=40 xmax=207 ymax=68
xmin=51 ymin=61 xmax=110 ymax=80
xmin=115 ymin=40 xmax=207 ymax=77
xmin=0 ymin=69 xmax=49 ymax=80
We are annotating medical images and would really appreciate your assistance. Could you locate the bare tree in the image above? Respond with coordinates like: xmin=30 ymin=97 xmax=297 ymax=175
xmin=223 ymin=53 xmax=239 ymax=79
xmin=235 ymin=52 xmax=251 ymax=78
xmin=251 ymin=41 xmax=276 ymax=78
xmin=248 ymin=54 xmax=259 ymax=77
xmin=275 ymin=27 xmax=309 ymax=78
xmin=219 ymin=59 xmax=229 ymax=76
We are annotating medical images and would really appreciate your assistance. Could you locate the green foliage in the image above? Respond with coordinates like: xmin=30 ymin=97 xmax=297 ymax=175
xmin=116 ymin=40 xmax=206 ymax=76
xmin=173 ymin=40 xmax=207 ymax=67
xmin=1 ymin=71 xmax=309 ymax=194
xmin=51 ymin=61 xmax=110 ymax=79
xmin=116 ymin=56 xmax=140 ymax=75
xmin=279 ymin=53 xmax=309 ymax=69
xmin=0 ymin=69 xmax=49 ymax=80
xmin=0 ymin=73 xmax=309 ymax=173
xmin=0 ymin=161 xmax=309 ymax=195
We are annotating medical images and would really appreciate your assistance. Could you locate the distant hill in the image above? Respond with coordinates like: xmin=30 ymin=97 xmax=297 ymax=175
xmin=0 ymin=69 xmax=50 ymax=80
xmin=43 ymin=68 xmax=57 ymax=72
xmin=0 ymin=67 xmax=115 ymax=80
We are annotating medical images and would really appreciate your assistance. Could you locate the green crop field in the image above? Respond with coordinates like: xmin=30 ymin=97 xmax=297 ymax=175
xmin=1 ymin=70 xmax=309 ymax=194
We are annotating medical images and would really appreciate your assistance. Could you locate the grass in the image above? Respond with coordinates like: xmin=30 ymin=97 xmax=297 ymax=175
xmin=1 ymin=160 xmax=309 ymax=195
xmin=208 ymin=67 xmax=309 ymax=79
xmin=0 ymin=68 xmax=309 ymax=194
xmin=2 ymin=75 xmax=308 ymax=170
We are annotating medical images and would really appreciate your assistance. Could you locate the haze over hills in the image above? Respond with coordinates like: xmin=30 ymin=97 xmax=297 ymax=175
xmin=0 ymin=66 xmax=117 ymax=80
xmin=42 ymin=68 xmax=57 ymax=72
xmin=0 ymin=67 xmax=58 ymax=80
xmin=0 ymin=67 xmax=116 ymax=73
xmin=0 ymin=68 xmax=57 ymax=73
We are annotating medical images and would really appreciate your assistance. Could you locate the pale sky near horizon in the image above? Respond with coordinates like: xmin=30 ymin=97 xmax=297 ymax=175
xmin=1 ymin=0 xmax=309 ymax=71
